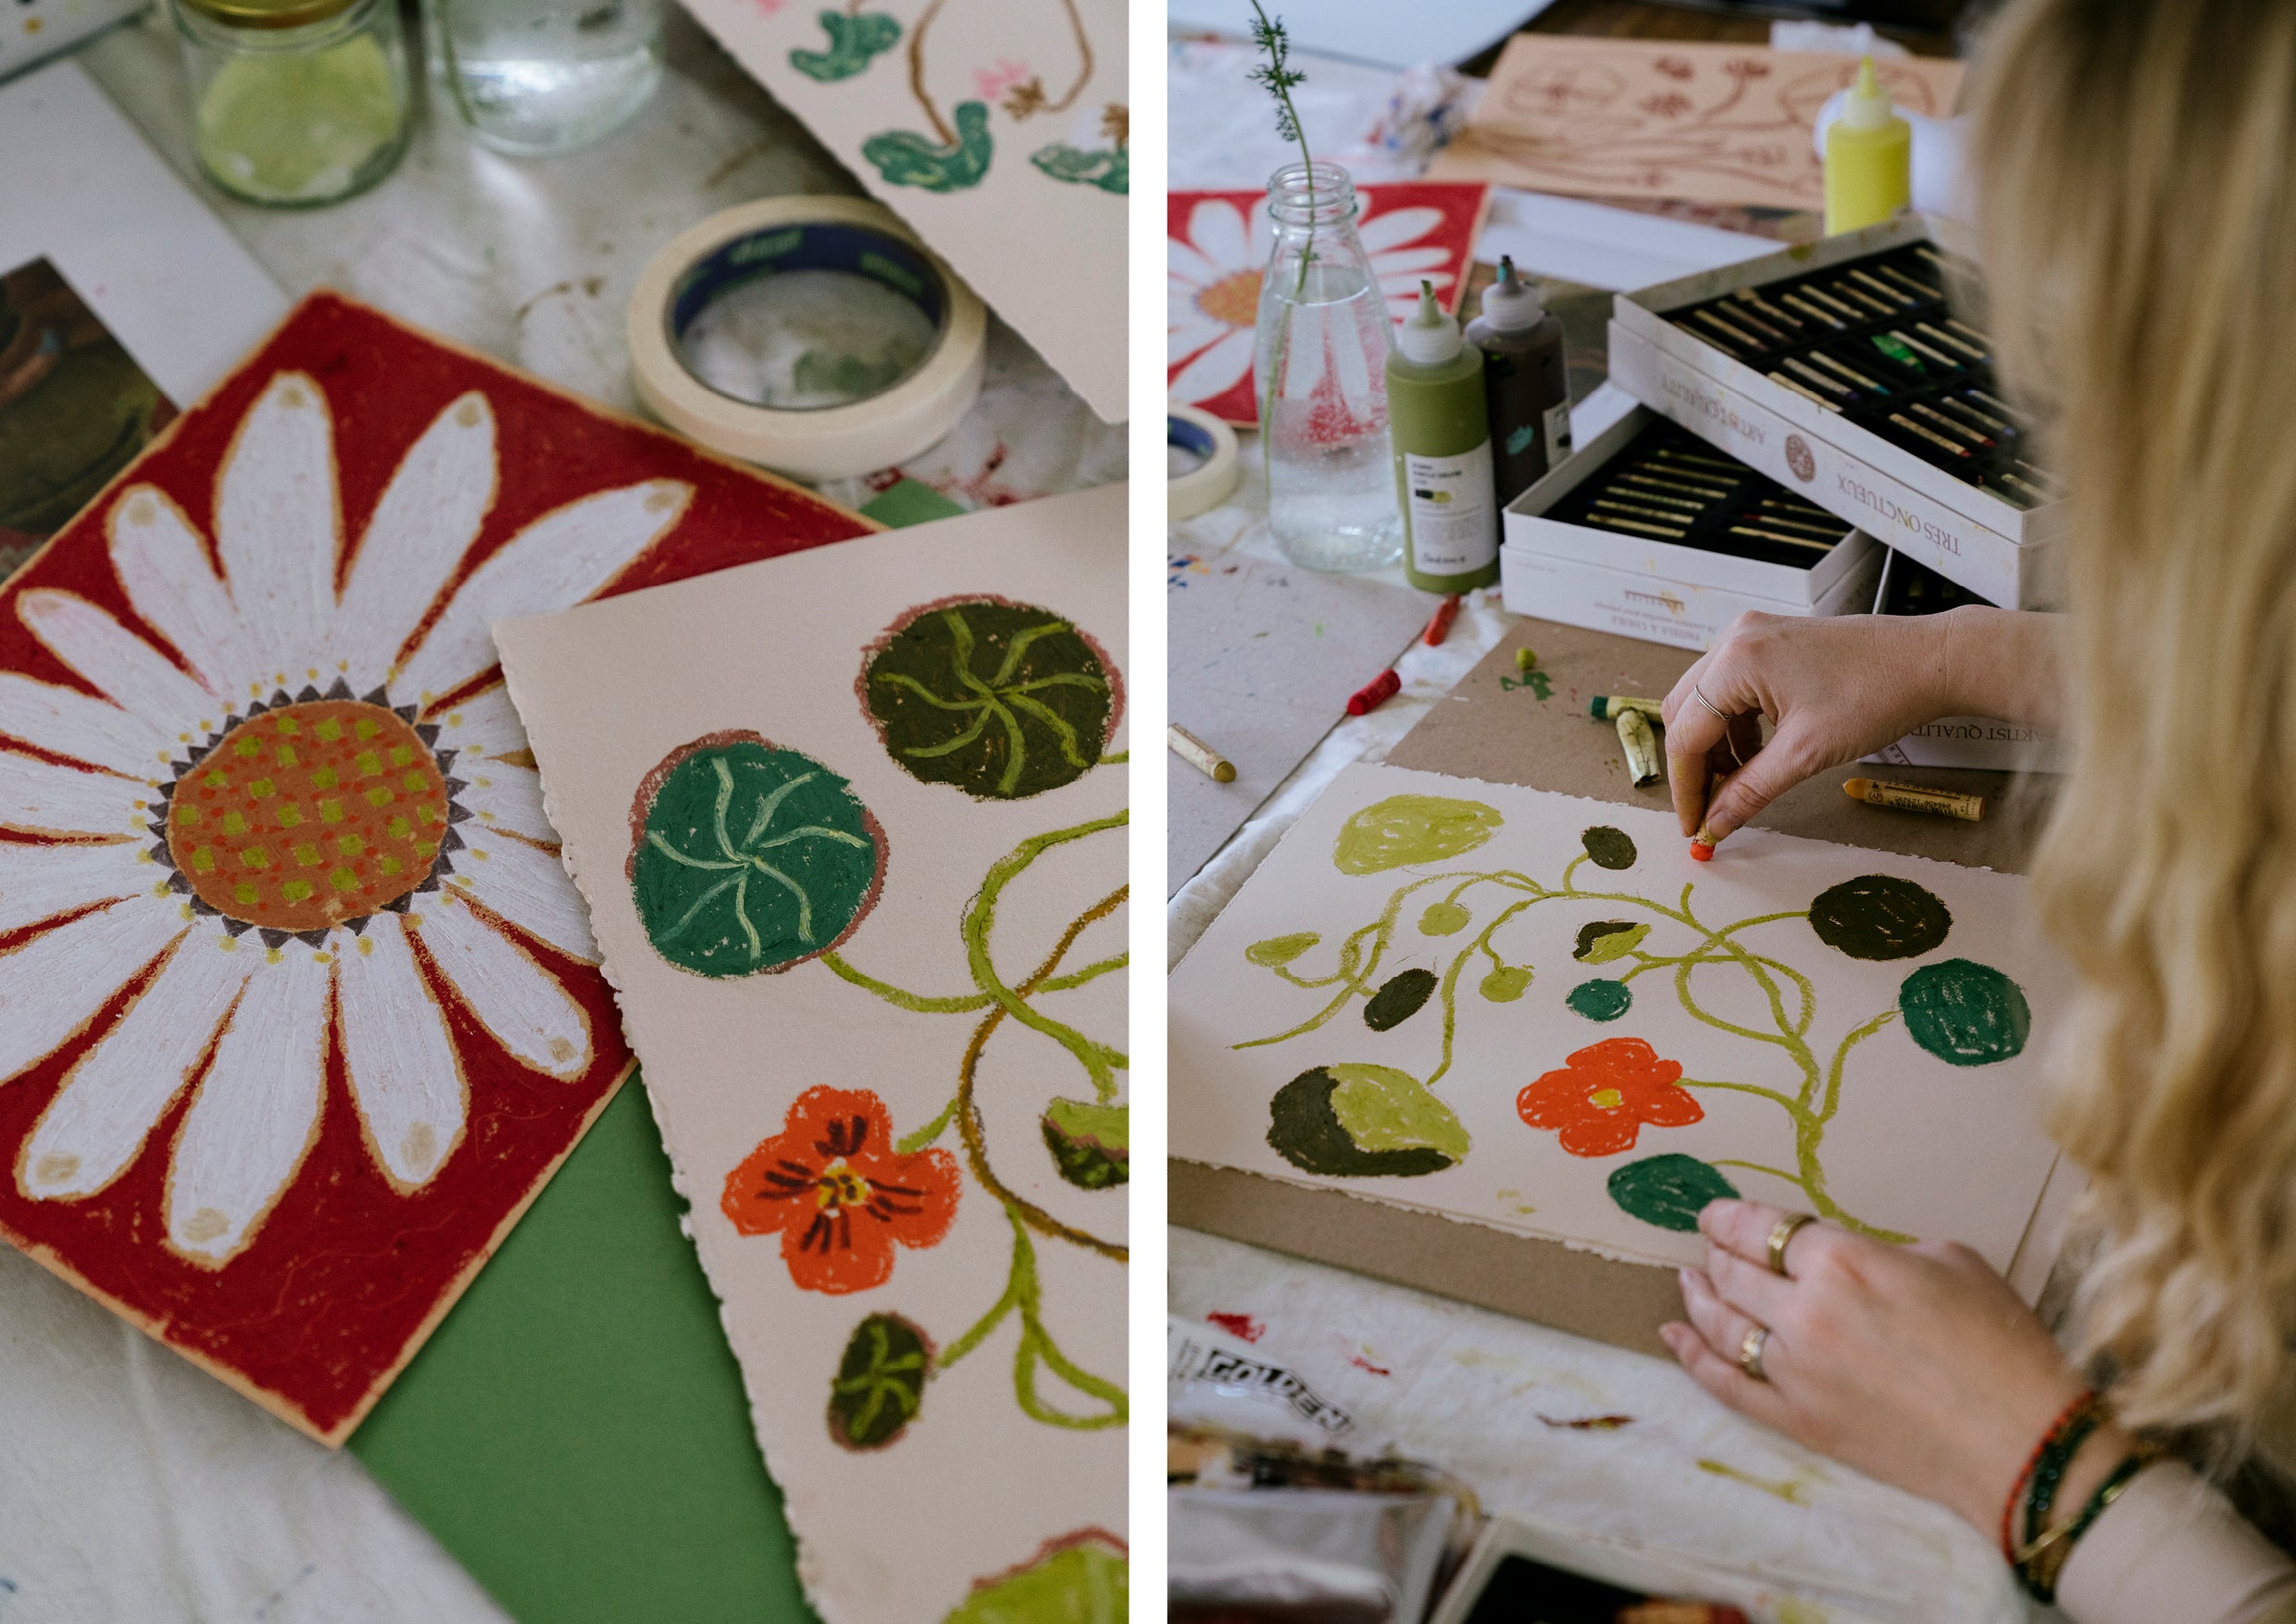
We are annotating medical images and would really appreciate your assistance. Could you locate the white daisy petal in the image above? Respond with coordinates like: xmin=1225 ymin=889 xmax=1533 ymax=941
xmin=1371 ymin=247 xmax=1455 ymax=280
xmin=1167 ymin=242 xmax=1227 ymax=291
xmin=213 ymin=374 xmax=342 ymax=681
xmin=334 ymin=394 xmax=499 ymax=693
xmin=1186 ymin=199 xmax=1252 ymax=275
xmin=18 ymin=591 xmax=220 ymax=737
xmin=417 ymin=894 xmax=590 ymax=1078
xmin=441 ymin=836 xmax=596 ymax=963
xmin=0 ymin=896 xmax=183 ymax=1084
xmin=19 ymin=927 xmax=250 ymax=1200
xmin=421 ymin=682 xmax=529 ymax=764
xmin=1357 ymin=206 xmax=1444 ymax=254
xmin=336 ymin=914 xmax=466 ymax=1189
xmin=457 ymin=762 xmax=555 ymax=845
xmin=108 ymin=486 xmax=258 ymax=701
xmin=1167 ymin=317 xmax=1230 ymax=365
xmin=0 ymin=838 xmax=151 ymax=934
xmin=1167 ymin=330 xmax=1257 ymax=412
xmin=0 ymin=749 xmax=151 ymax=840
xmin=165 ymin=944 xmax=329 ymax=1266
xmin=392 ymin=481 xmax=693 ymax=704
xmin=0 ymin=673 xmax=168 ymax=780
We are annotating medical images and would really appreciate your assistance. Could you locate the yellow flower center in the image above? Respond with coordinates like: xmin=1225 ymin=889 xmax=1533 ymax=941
xmin=168 ymin=699 xmax=449 ymax=932
xmin=817 ymin=1159 xmax=871 ymax=1210
xmin=1196 ymin=269 xmax=1263 ymax=330
xmin=1588 ymin=1087 xmax=1626 ymax=1111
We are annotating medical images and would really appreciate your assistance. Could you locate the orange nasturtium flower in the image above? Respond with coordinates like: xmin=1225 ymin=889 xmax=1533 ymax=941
xmin=1516 ymin=1036 xmax=1703 ymax=1158
xmin=723 ymin=1086 xmax=961 ymax=1294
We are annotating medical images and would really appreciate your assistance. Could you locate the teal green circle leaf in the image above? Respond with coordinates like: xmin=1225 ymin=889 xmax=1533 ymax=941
xmin=828 ymin=1312 xmax=930 ymax=1450
xmin=1607 ymin=1154 xmax=1740 ymax=1231
xmin=1898 ymin=958 xmax=2031 ymax=1066
xmin=1581 ymin=826 xmax=1639 ymax=870
xmin=1364 ymin=968 xmax=1437 ymax=1031
xmin=630 ymin=734 xmax=884 ymax=977
xmin=1566 ymin=978 xmax=1633 ymax=1021
xmin=861 ymin=596 xmax=1116 ymax=800
xmin=1809 ymin=874 xmax=1952 ymax=960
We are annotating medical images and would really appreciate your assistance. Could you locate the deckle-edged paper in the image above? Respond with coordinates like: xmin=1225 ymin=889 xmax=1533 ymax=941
xmin=1171 ymin=764 xmax=2069 ymax=1279
xmin=0 ymin=291 xmax=870 ymax=1443
xmin=679 ymin=0 xmax=1126 ymax=423
xmin=494 ymin=485 xmax=1128 ymax=1624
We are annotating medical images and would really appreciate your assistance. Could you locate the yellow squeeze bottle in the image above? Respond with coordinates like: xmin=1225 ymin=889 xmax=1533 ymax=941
xmin=1824 ymin=56 xmax=1911 ymax=235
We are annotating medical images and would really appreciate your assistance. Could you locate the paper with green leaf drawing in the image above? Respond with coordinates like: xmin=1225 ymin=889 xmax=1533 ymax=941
xmin=677 ymin=0 xmax=1127 ymax=422
xmin=493 ymin=484 xmax=1126 ymax=1624
xmin=1171 ymin=764 xmax=2070 ymax=1280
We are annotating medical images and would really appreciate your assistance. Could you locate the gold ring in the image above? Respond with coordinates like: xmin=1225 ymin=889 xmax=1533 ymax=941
xmin=1767 ymin=1212 xmax=1818 ymax=1277
xmin=1738 ymin=1323 xmax=1770 ymax=1382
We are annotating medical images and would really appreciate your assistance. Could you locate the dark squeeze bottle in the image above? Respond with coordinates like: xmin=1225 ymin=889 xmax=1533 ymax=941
xmin=1466 ymin=256 xmax=1572 ymax=509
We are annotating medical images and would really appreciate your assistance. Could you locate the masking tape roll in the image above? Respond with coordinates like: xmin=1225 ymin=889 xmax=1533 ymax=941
xmin=628 ymin=196 xmax=987 ymax=481
xmin=1167 ymin=403 xmax=1241 ymax=520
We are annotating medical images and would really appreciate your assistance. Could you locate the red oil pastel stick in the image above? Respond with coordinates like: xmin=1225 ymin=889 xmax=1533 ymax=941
xmin=1421 ymin=594 xmax=1462 ymax=646
xmin=1347 ymin=668 xmax=1402 ymax=716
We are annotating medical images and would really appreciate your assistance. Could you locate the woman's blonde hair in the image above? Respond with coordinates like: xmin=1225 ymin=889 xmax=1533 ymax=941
xmin=1974 ymin=0 xmax=2296 ymax=1460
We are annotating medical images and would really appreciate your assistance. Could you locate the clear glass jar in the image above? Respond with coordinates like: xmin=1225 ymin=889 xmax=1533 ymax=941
xmin=1251 ymin=161 xmax=1403 ymax=573
xmin=421 ymin=0 xmax=664 ymax=157
xmin=170 ymin=0 xmax=412 ymax=208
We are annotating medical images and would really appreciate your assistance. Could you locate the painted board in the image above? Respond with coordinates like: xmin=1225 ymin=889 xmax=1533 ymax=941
xmin=1429 ymin=39 xmax=1963 ymax=213
xmin=493 ymin=484 xmax=1128 ymax=1624
xmin=0 ymin=291 xmax=873 ymax=1444
xmin=1166 ymin=0 xmax=1557 ymax=71
xmin=1168 ymin=181 xmax=1492 ymax=427
xmin=1167 ymin=550 xmax=1431 ymax=895
xmin=1170 ymin=761 xmax=2067 ymax=1280
xmin=676 ymin=0 xmax=1126 ymax=423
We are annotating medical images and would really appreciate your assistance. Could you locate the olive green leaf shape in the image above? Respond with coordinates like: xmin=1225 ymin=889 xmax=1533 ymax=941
xmin=1608 ymin=1153 xmax=1739 ymax=1232
xmin=1042 ymin=1097 xmax=1129 ymax=1190
xmin=1580 ymin=826 xmax=1639 ymax=870
xmin=1573 ymin=920 xmax=1649 ymax=964
xmin=944 ymin=1535 xmax=1128 ymax=1624
xmin=788 ymin=8 xmax=900 ymax=81
xmin=1030 ymin=142 xmax=1129 ymax=194
xmin=1899 ymin=958 xmax=2031 ymax=1066
xmin=863 ymin=101 xmax=993 ymax=193
xmin=828 ymin=1312 xmax=930 ymax=1450
xmin=1267 ymin=1062 xmax=1468 ymax=1177
xmin=630 ymin=738 xmax=881 ymax=977
xmin=1333 ymin=794 xmax=1503 ymax=876
xmin=1480 ymin=965 xmax=1532 ymax=1002
xmin=1419 ymin=901 xmax=1470 ymax=935
xmin=1566 ymin=978 xmax=1632 ymax=1021
xmin=1246 ymin=931 xmax=1319 ymax=968
xmin=1809 ymin=874 xmax=1952 ymax=961
xmin=1363 ymin=968 xmax=1436 ymax=1031
xmin=864 ymin=597 xmax=1114 ymax=799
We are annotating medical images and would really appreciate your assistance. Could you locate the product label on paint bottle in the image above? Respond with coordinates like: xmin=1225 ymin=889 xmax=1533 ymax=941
xmin=1403 ymin=443 xmax=1499 ymax=573
xmin=1543 ymin=401 xmax=1575 ymax=466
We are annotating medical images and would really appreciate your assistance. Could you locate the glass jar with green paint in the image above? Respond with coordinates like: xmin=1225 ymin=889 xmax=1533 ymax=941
xmin=170 ymin=0 xmax=412 ymax=208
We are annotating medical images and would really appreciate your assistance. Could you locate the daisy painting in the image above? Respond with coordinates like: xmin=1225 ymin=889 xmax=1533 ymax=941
xmin=1166 ymin=181 xmax=1492 ymax=427
xmin=0 ymin=294 xmax=870 ymax=1443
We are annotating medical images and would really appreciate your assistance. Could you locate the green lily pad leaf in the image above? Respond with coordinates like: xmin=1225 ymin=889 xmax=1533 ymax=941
xmin=1607 ymin=1153 xmax=1739 ymax=1232
xmin=789 ymin=8 xmax=900 ymax=81
xmin=1898 ymin=958 xmax=2031 ymax=1066
xmin=943 ymin=1532 xmax=1128 ymax=1623
xmin=1267 ymin=1062 xmax=1468 ymax=1177
xmin=1809 ymin=874 xmax=1952 ymax=960
xmin=1566 ymin=978 xmax=1632 ymax=1021
xmin=1030 ymin=141 xmax=1129 ymax=194
xmin=863 ymin=100 xmax=993 ymax=193
xmin=1581 ymin=826 xmax=1639 ymax=870
xmin=1479 ymin=964 xmax=1532 ymax=1002
xmin=630 ymin=733 xmax=884 ymax=978
xmin=861 ymin=595 xmax=1117 ymax=800
xmin=1419 ymin=901 xmax=1471 ymax=936
xmin=1246 ymin=931 xmax=1319 ymax=968
xmin=1573 ymin=920 xmax=1649 ymax=964
xmin=828 ymin=1312 xmax=930 ymax=1450
xmin=1332 ymin=794 xmax=1503 ymax=875
xmin=1042 ymin=1097 xmax=1129 ymax=1189
xmin=1363 ymin=968 xmax=1437 ymax=1031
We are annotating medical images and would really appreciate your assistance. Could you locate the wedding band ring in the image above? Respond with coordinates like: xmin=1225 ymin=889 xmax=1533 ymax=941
xmin=1767 ymin=1212 xmax=1818 ymax=1277
xmin=1739 ymin=1323 xmax=1771 ymax=1381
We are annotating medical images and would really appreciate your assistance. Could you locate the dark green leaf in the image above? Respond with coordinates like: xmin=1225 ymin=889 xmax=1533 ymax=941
xmin=827 ymin=1312 xmax=930 ymax=1450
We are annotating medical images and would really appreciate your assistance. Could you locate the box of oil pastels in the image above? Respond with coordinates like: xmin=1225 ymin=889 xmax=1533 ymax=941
xmin=1606 ymin=213 xmax=2065 ymax=609
xmin=1499 ymin=405 xmax=1884 ymax=651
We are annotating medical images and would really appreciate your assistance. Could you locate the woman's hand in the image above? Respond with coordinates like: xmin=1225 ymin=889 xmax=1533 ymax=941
xmin=1659 ymin=1197 xmax=2115 ymax=1537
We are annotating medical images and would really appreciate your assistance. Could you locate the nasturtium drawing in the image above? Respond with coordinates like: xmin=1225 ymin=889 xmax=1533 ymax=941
xmin=861 ymin=595 xmax=1117 ymax=799
xmin=1518 ymin=1037 xmax=1702 ymax=1157
xmin=1267 ymin=1063 xmax=1468 ymax=1176
xmin=1899 ymin=958 xmax=2030 ymax=1066
xmin=789 ymin=8 xmax=902 ymax=81
xmin=1042 ymin=1097 xmax=1129 ymax=1189
xmin=829 ymin=1312 xmax=932 ymax=1450
xmin=1608 ymin=1154 xmax=1741 ymax=1232
xmin=1363 ymin=968 xmax=1436 ymax=1031
xmin=1809 ymin=873 xmax=1953 ymax=961
xmin=630 ymin=733 xmax=884 ymax=977
xmin=1332 ymin=793 xmax=1503 ymax=876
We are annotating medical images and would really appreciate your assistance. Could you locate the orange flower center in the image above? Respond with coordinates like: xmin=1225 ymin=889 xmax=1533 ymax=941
xmin=1196 ymin=269 xmax=1263 ymax=329
xmin=1588 ymin=1087 xmax=1625 ymax=1111
xmin=167 ymin=699 xmax=449 ymax=932
xmin=817 ymin=1160 xmax=870 ymax=1211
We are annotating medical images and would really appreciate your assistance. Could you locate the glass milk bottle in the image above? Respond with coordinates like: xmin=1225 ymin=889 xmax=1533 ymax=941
xmin=422 ymin=0 xmax=664 ymax=156
xmin=1251 ymin=162 xmax=1403 ymax=572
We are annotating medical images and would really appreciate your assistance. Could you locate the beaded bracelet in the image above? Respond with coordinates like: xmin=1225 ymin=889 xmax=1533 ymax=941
xmin=2023 ymin=1399 xmax=2108 ymax=1550
xmin=1999 ymin=1390 xmax=2100 ymax=1562
xmin=2015 ymin=1443 xmax=2164 ymax=1603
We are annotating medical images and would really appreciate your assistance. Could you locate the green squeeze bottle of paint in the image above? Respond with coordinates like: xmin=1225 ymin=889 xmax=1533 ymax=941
xmin=1389 ymin=280 xmax=1499 ymax=594
xmin=1466 ymin=256 xmax=1571 ymax=508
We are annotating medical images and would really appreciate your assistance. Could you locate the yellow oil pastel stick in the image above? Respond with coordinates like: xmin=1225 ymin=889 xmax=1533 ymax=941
xmin=1842 ymin=776 xmax=1985 ymax=822
xmin=1617 ymin=707 xmax=1663 ymax=788
xmin=1168 ymin=724 xmax=1236 ymax=783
